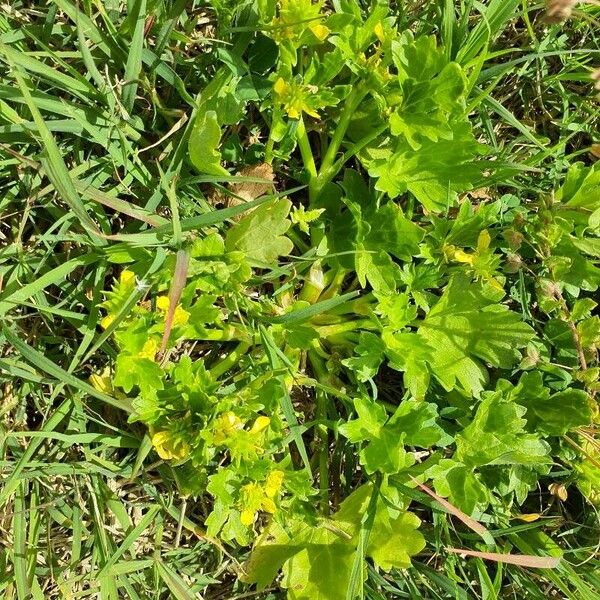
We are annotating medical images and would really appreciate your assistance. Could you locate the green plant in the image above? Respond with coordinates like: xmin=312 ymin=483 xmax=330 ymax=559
xmin=1 ymin=0 xmax=599 ymax=598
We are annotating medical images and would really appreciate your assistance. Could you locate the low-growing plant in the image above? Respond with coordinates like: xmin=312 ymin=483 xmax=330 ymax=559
xmin=88 ymin=1 xmax=600 ymax=598
xmin=1 ymin=0 xmax=599 ymax=598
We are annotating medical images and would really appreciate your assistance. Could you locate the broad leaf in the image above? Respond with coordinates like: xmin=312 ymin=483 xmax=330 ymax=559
xmin=225 ymin=198 xmax=294 ymax=264
xmin=417 ymin=274 xmax=534 ymax=396
xmin=188 ymin=110 xmax=230 ymax=177
xmin=455 ymin=391 xmax=550 ymax=468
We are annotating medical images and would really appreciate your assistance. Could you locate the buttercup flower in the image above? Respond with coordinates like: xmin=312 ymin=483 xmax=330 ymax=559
xmin=239 ymin=470 xmax=284 ymax=526
xmin=156 ymin=295 xmax=190 ymax=327
xmin=151 ymin=429 xmax=191 ymax=461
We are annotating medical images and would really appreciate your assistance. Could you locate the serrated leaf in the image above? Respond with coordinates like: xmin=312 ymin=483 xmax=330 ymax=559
xmin=367 ymin=507 xmax=425 ymax=570
xmin=427 ymin=458 xmax=491 ymax=515
xmin=366 ymin=126 xmax=488 ymax=213
xmin=225 ymin=198 xmax=294 ymax=264
xmin=417 ymin=274 xmax=534 ymax=396
xmin=114 ymin=354 xmax=164 ymax=396
xmin=455 ymin=391 xmax=550 ymax=468
xmin=281 ymin=527 xmax=356 ymax=600
xmin=509 ymin=372 xmax=593 ymax=436
xmin=340 ymin=397 xmax=443 ymax=474
xmin=341 ymin=332 xmax=386 ymax=382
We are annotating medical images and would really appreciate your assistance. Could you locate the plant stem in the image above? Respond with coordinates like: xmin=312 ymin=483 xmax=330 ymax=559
xmin=308 ymin=350 xmax=332 ymax=514
xmin=297 ymin=117 xmax=317 ymax=181
xmin=314 ymin=319 xmax=378 ymax=338
xmin=209 ymin=341 xmax=251 ymax=378
xmin=310 ymin=86 xmax=369 ymax=204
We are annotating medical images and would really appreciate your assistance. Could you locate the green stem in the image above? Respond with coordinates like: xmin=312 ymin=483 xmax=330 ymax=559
xmin=298 ymin=261 xmax=325 ymax=304
xmin=319 ymin=268 xmax=349 ymax=301
xmin=309 ymin=350 xmax=331 ymax=514
xmin=297 ymin=117 xmax=318 ymax=181
xmin=209 ymin=342 xmax=251 ymax=378
xmin=193 ymin=326 xmax=250 ymax=342
xmin=265 ymin=136 xmax=275 ymax=164
xmin=315 ymin=319 xmax=378 ymax=338
xmin=310 ymin=86 xmax=369 ymax=204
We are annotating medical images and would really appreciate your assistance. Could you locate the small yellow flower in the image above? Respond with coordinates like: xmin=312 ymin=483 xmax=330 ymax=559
xmin=100 ymin=314 xmax=115 ymax=329
xmin=120 ymin=270 xmax=136 ymax=286
xmin=213 ymin=411 xmax=244 ymax=444
xmin=151 ymin=430 xmax=190 ymax=461
xmin=249 ymin=416 xmax=271 ymax=435
xmin=265 ymin=470 xmax=284 ymax=498
xmin=89 ymin=368 xmax=114 ymax=394
xmin=273 ymin=77 xmax=321 ymax=119
xmin=156 ymin=296 xmax=170 ymax=311
xmin=239 ymin=477 xmax=281 ymax=526
xmin=309 ymin=22 xmax=330 ymax=41
xmin=240 ymin=508 xmax=256 ymax=527
xmin=140 ymin=338 xmax=159 ymax=360
xmin=373 ymin=21 xmax=385 ymax=43
xmin=156 ymin=295 xmax=190 ymax=327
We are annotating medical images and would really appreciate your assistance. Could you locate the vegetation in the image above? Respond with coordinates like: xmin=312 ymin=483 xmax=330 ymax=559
xmin=1 ymin=1 xmax=599 ymax=598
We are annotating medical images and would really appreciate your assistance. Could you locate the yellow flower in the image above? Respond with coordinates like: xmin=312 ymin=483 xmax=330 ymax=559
xmin=100 ymin=314 xmax=115 ymax=329
xmin=89 ymin=368 xmax=113 ymax=394
xmin=140 ymin=338 xmax=159 ymax=360
xmin=249 ymin=416 xmax=271 ymax=435
xmin=271 ymin=0 xmax=328 ymax=43
xmin=309 ymin=22 xmax=330 ymax=41
xmin=239 ymin=476 xmax=281 ymax=526
xmin=100 ymin=269 xmax=137 ymax=329
xmin=151 ymin=430 xmax=190 ymax=461
xmin=273 ymin=77 xmax=321 ymax=119
xmin=156 ymin=295 xmax=190 ymax=327
xmin=373 ymin=21 xmax=385 ymax=43
xmin=265 ymin=470 xmax=284 ymax=498
xmin=443 ymin=244 xmax=474 ymax=265
xmin=240 ymin=508 xmax=256 ymax=527
xmin=213 ymin=411 xmax=244 ymax=444
xmin=120 ymin=270 xmax=136 ymax=286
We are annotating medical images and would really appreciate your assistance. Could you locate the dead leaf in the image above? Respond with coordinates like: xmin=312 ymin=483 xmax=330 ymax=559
xmin=410 ymin=477 xmax=489 ymax=538
xmin=446 ymin=548 xmax=561 ymax=569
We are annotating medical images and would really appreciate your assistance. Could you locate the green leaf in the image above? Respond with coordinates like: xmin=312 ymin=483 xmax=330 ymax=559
xmin=340 ymin=397 xmax=443 ymax=475
xmin=244 ymin=483 xmax=425 ymax=597
xmin=364 ymin=202 xmax=424 ymax=262
xmin=427 ymin=458 xmax=491 ymax=515
xmin=561 ymin=161 xmax=600 ymax=209
xmin=188 ymin=110 xmax=230 ymax=176
xmin=355 ymin=246 xmax=399 ymax=295
xmin=356 ymin=32 xmax=488 ymax=212
xmin=388 ymin=399 xmax=446 ymax=448
xmin=241 ymin=520 xmax=303 ymax=589
xmin=114 ymin=355 xmax=164 ymax=397
xmin=367 ymin=507 xmax=425 ymax=571
xmin=455 ymin=391 xmax=550 ymax=468
xmin=281 ymin=526 xmax=356 ymax=600
xmin=225 ymin=198 xmax=294 ymax=264
xmin=341 ymin=332 xmax=386 ymax=382
xmin=509 ymin=372 xmax=593 ymax=436
xmin=366 ymin=125 xmax=487 ymax=213
xmin=417 ymin=274 xmax=534 ymax=396
xmin=339 ymin=396 xmax=387 ymax=444
xmin=328 ymin=174 xmax=423 ymax=293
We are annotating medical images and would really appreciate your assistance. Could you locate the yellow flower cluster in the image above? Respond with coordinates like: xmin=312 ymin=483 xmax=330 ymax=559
xmin=100 ymin=269 xmax=136 ymax=329
xmin=240 ymin=470 xmax=285 ymax=526
xmin=273 ymin=78 xmax=320 ymax=119
xmin=150 ymin=429 xmax=191 ymax=461
xmin=156 ymin=295 xmax=190 ymax=327
xmin=212 ymin=412 xmax=271 ymax=445
xmin=270 ymin=0 xmax=329 ymax=43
